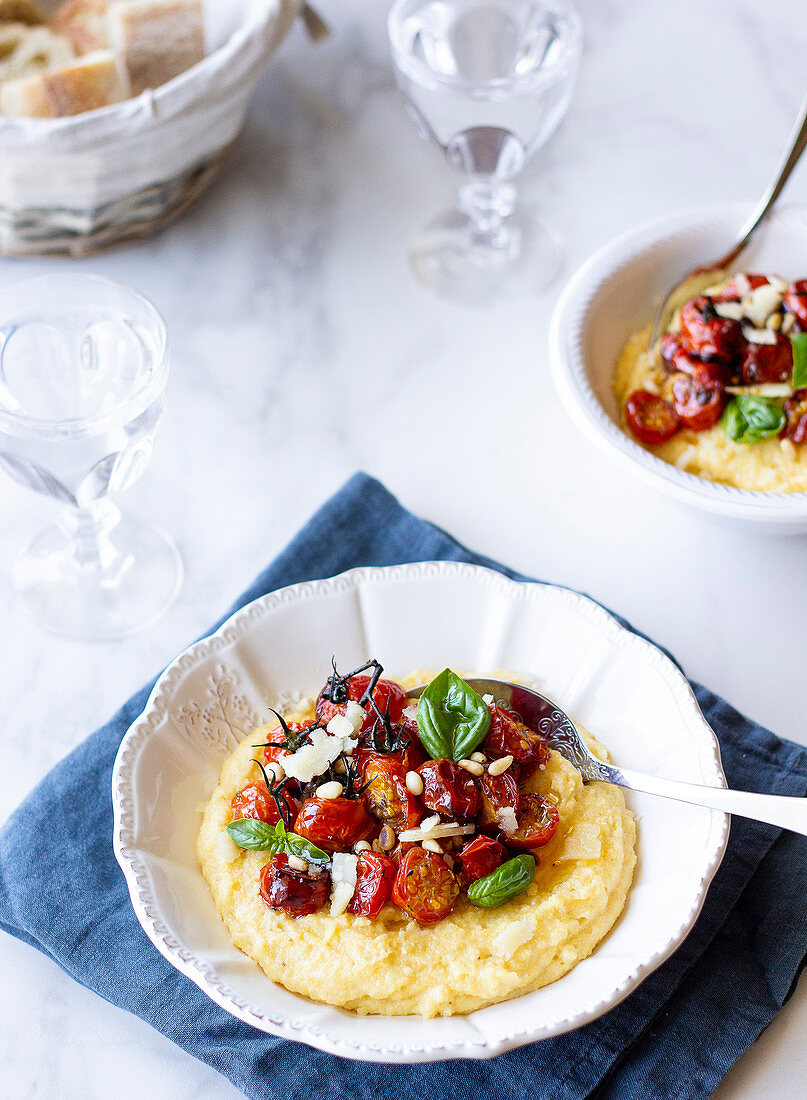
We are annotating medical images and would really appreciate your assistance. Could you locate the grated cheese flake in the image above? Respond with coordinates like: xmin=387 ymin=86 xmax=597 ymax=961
xmin=330 ymin=852 xmax=358 ymax=916
xmin=744 ymin=283 xmax=783 ymax=327
xmin=713 ymin=301 xmax=744 ymax=321
xmin=344 ymin=700 xmax=365 ymax=733
xmin=492 ymin=919 xmax=533 ymax=959
xmin=742 ymin=325 xmax=777 ymax=346
xmin=283 ymin=728 xmax=352 ymax=783
xmin=498 ymin=807 xmax=518 ymax=836
xmin=398 ymin=820 xmax=476 ymax=843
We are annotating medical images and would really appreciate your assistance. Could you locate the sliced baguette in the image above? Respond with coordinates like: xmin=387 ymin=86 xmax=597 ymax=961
xmin=0 ymin=46 xmax=128 ymax=115
xmin=0 ymin=0 xmax=45 ymax=25
xmin=0 ymin=22 xmax=74 ymax=84
xmin=50 ymin=0 xmax=110 ymax=54
xmin=108 ymin=0 xmax=204 ymax=96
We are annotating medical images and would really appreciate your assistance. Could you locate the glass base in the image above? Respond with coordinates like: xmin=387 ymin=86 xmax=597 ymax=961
xmin=13 ymin=513 xmax=183 ymax=641
xmin=409 ymin=207 xmax=562 ymax=307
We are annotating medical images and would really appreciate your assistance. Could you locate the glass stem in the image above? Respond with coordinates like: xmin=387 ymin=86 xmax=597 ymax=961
xmin=58 ymin=500 xmax=123 ymax=573
xmin=458 ymin=181 xmax=517 ymax=248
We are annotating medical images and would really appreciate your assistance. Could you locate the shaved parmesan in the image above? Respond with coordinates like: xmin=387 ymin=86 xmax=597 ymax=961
xmin=726 ymin=383 xmax=792 ymax=398
xmin=744 ymin=283 xmax=782 ymax=326
xmin=742 ymin=325 xmax=777 ymax=345
xmin=734 ymin=272 xmax=751 ymax=297
xmin=557 ymin=824 xmax=602 ymax=862
xmin=402 ymin=704 xmax=418 ymax=722
xmin=398 ymin=820 xmax=476 ymax=843
xmin=327 ymin=714 xmax=355 ymax=739
xmin=498 ymin=807 xmax=518 ymax=836
xmin=492 ymin=919 xmax=533 ymax=959
xmin=344 ymin=700 xmax=365 ymax=733
xmin=714 ymin=301 xmax=744 ymax=321
xmin=330 ymin=852 xmax=358 ymax=916
xmin=482 ymin=693 xmax=494 ymax=706
xmin=283 ymin=728 xmax=350 ymax=783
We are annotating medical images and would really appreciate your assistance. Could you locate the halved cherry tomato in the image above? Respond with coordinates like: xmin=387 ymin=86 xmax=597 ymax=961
xmin=358 ymin=749 xmax=422 ymax=831
xmin=741 ymin=335 xmax=793 ymax=384
xmin=784 ymin=280 xmax=807 ymax=329
xmin=392 ymin=847 xmax=459 ymax=924
xmin=259 ymin=853 xmax=330 ymax=917
xmin=294 ymin=797 xmax=375 ymax=853
xmin=417 ymin=758 xmax=480 ymax=820
xmin=782 ymin=388 xmax=807 ymax=444
xmin=231 ymin=782 xmax=297 ymax=827
xmin=347 ymin=851 xmax=396 ymax=918
xmin=482 ymin=706 xmax=551 ymax=779
xmin=508 ymin=794 xmax=560 ymax=850
xmin=456 ymin=835 xmax=505 ymax=889
xmin=670 ymin=368 xmax=726 ymax=431
xmin=316 ymin=675 xmax=406 ymax=732
xmin=680 ymin=295 xmax=743 ymax=360
xmin=477 ymin=769 xmax=521 ymax=830
xmin=713 ymin=274 xmax=770 ymax=301
xmin=624 ymin=390 xmax=680 ymax=445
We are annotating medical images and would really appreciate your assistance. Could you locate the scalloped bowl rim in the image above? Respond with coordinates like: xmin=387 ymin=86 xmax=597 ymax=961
xmin=549 ymin=202 xmax=807 ymax=523
xmin=112 ymin=561 xmax=729 ymax=1062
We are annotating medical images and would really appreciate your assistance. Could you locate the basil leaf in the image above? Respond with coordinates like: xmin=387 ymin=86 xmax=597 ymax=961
xmin=721 ymin=395 xmax=785 ymax=444
xmin=416 ymin=668 xmax=491 ymax=761
xmin=791 ymin=332 xmax=807 ymax=390
xmin=467 ymin=854 xmax=536 ymax=908
xmin=226 ymin=818 xmax=329 ymax=866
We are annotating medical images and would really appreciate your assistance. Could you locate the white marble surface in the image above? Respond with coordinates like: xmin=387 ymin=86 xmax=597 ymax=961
xmin=2 ymin=0 xmax=807 ymax=1096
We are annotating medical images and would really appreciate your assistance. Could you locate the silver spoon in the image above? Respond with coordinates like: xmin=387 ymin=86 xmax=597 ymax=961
xmin=648 ymin=91 xmax=807 ymax=349
xmin=407 ymin=678 xmax=807 ymax=837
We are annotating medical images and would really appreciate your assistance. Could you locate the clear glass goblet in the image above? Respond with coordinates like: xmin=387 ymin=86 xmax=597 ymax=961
xmin=389 ymin=0 xmax=582 ymax=307
xmin=0 ymin=274 xmax=183 ymax=640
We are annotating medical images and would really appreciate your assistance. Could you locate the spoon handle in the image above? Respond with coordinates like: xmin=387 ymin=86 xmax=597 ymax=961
xmin=613 ymin=766 xmax=807 ymax=837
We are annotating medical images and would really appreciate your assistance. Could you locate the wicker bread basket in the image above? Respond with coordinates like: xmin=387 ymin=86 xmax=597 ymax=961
xmin=0 ymin=0 xmax=301 ymax=256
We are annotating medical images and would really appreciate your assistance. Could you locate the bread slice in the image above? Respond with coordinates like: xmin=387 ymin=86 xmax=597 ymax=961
xmin=108 ymin=0 xmax=204 ymax=96
xmin=50 ymin=0 xmax=110 ymax=55
xmin=0 ymin=47 xmax=128 ymax=115
xmin=0 ymin=23 xmax=74 ymax=85
xmin=0 ymin=0 xmax=45 ymax=25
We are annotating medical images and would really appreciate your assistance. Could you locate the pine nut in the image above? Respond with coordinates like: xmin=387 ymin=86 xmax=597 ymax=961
xmin=423 ymin=839 xmax=443 ymax=853
xmin=287 ymin=855 xmax=308 ymax=872
xmin=315 ymin=780 xmax=343 ymax=799
xmin=470 ymin=751 xmax=487 ymax=764
xmin=371 ymin=839 xmax=383 ymax=853
xmin=783 ymin=312 xmax=796 ymax=334
xmin=488 ymin=755 xmax=514 ymax=777
xmin=379 ymin=825 xmax=396 ymax=851
xmin=405 ymin=770 xmax=424 ymax=795
xmin=265 ymin=761 xmax=285 ymax=782
xmin=458 ymin=759 xmax=484 ymax=777
xmin=766 ymin=311 xmax=783 ymax=331
xmin=354 ymin=840 xmax=371 ymax=852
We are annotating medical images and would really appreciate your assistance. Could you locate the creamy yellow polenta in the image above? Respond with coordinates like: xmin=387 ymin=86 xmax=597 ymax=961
xmin=197 ymin=674 xmax=636 ymax=1018
xmin=614 ymin=322 xmax=807 ymax=492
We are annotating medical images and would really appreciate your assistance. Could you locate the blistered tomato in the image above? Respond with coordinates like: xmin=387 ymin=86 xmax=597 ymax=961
xmin=508 ymin=794 xmax=560 ymax=850
xmin=294 ymin=797 xmax=375 ymax=853
xmin=347 ymin=851 xmax=396 ymax=918
xmin=392 ymin=847 xmax=459 ymax=924
xmin=624 ymin=390 xmax=680 ymax=445
xmin=259 ymin=854 xmax=330 ymax=917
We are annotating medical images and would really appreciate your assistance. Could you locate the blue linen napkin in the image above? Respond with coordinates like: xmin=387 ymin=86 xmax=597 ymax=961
xmin=1 ymin=472 xmax=807 ymax=1100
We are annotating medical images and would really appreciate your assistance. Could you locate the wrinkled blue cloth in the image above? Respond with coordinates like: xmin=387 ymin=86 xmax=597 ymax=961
xmin=2 ymin=473 xmax=806 ymax=1100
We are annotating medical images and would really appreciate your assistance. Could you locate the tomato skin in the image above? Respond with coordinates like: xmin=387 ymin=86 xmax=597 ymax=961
xmin=456 ymin=835 xmax=506 ymax=889
xmin=294 ymin=797 xmax=376 ymax=853
xmin=670 ymin=368 xmax=726 ymax=431
xmin=680 ymin=295 xmax=743 ymax=360
xmin=392 ymin=847 xmax=460 ymax=924
xmin=316 ymin=676 xmax=406 ymax=732
xmin=713 ymin=274 xmax=770 ymax=301
xmin=482 ymin=706 xmax=551 ymax=779
xmin=347 ymin=851 xmax=396 ymax=917
xmin=784 ymin=280 xmax=807 ymax=329
xmin=477 ymin=770 xmax=521 ymax=830
xmin=508 ymin=794 xmax=560 ymax=850
xmin=741 ymin=335 xmax=793 ymax=384
xmin=358 ymin=749 xmax=422 ymax=831
xmin=231 ymin=782 xmax=297 ymax=827
xmin=624 ymin=390 xmax=680 ymax=445
xmin=417 ymin=758 xmax=480 ymax=821
xmin=259 ymin=853 xmax=330 ymax=917
xmin=782 ymin=389 xmax=807 ymax=443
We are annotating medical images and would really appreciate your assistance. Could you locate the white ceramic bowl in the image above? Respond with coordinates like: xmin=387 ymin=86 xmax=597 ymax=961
xmin=549 ymin=203 xmax=807 ymax=534
xmin=112 ymin=561 xmax=728 ymax=1062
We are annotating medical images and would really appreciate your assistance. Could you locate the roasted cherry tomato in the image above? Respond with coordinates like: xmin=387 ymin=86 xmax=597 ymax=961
xmin=784 ymin=280 xmax=807 ymax=329
xmin=231 ymin=781 xmax=297 ymax=827
xmin=456 ymin=834 xmax=506 ymax=889
xmin=482 ymin=706 xmax=551 ymax=779
xmin=262 ymin=721 xmax=313 ymax=768
xmin=316 ymin=675 xmax=406 ymax=732
xmin=359 ymin=749 xmax=422 ymax=831
xmin=417 ymin=758 xmax=480 ymax=820
xmin=659 ymin=332 xmax=685 ymax=370
xmin=347 ymin=851 xmax=396 ymax=918
xmin=670 ymin=368 xmax=726 ymax=431
xmin=259 ymin=853 xmax=330 ymax=917
xmin=392 ymin=847 xmax=460 ymax=924
xmin=294 ymin=796 xmax=375 ymax=853
xmin=679 ymin=295 xmax=743 ymax=360
xmin=782 ymin=388 xmax=807 ymax=444
xmin=713 ymin=274 xmax=770 ymax=301
xmin=477 ymin=769 xmax=521 ymax=830
xmin=624 ymin=390 xmax=680 ymax=445
xmin=741 ymin=335 xmax=793 ymax=384
xmin=508 ymin=793 xmax=560 ymax=850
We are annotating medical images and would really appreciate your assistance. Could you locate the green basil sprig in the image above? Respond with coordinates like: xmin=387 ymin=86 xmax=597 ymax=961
xmin=226 ymin=818 xmax=329 ymax=866
xmin=791 ymin=332 xmax=807 ymax=390
xmin=721 ymin=395 xmax=785 ymax=444
xmin=467 ymin=854 xmax=536 ymax=908
xmin=415 ymin=668 xmax=491 ymax=761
